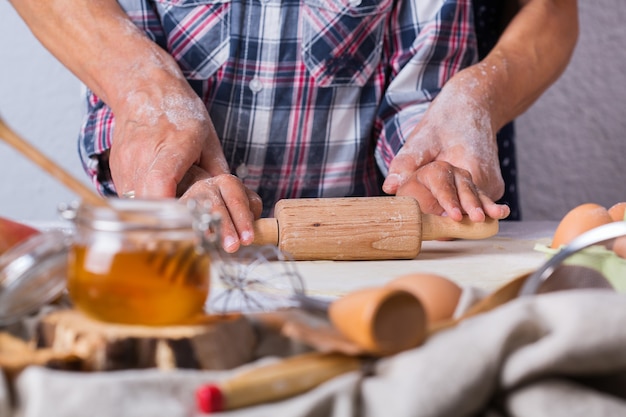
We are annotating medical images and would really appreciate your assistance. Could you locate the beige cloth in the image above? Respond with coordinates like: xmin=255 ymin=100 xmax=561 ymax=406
xmin=9 ymin=289 xmax=626 ymax=417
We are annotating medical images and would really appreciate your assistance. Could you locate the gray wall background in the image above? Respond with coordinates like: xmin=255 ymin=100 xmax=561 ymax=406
xmin=515 ymin=0 xmax=626 ymax=220
xmin=1 ymin=1 xmax=625 ymax=222
xmin=0 ymin=1 xmax=87 ymax=222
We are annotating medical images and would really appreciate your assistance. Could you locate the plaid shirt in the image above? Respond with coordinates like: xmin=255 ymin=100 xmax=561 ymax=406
xmin=79 ymin=0 xmax=476 ymax=215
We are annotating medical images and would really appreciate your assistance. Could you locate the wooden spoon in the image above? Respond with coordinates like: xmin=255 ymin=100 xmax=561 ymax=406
xmin=0 ymin=116 xmax=106 ymax=207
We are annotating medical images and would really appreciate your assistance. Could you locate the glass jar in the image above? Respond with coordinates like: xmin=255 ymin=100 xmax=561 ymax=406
xmin=60 ymin=199 xmax=219 ymax=326
xmin=0 ymin=229 xmax=70 ymax=326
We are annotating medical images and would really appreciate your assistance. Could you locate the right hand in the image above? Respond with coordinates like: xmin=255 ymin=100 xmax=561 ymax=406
xmin=7 ymin=0 xmax=263 ymax=252
xmin=108 ymin=77 xmax=221 ymax=198
xmin=178 ymin=166 xmax=263 ymax=253
xmin=108 ymin=72 xmax=261 ymax=252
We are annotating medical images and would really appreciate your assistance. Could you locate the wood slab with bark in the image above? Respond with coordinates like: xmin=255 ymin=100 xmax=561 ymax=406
xmin=36 ymin=309 xmax=257 ymax=372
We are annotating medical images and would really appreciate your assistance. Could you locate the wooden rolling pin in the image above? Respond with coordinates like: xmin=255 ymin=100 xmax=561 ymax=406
xmin=251 ymin=196 xmax=498 ymax=260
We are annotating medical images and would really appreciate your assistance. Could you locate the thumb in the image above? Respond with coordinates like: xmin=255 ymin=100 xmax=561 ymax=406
xmin=382 ymin=146 xmax=432 ymax=194
xmin=139 ymin=150 xmax=188 ymax=198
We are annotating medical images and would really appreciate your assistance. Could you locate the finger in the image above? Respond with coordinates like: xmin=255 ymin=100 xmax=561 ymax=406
xmin=245 ymin=188 xmax=263 ymax=220
xmin=196 ymin=121 xmax=231 ymax=178
xmin=176 ymin=164 xmax=207 ymax=197
xmin=111 ymin=146 xmax=188 ymax=199
xmin=396 ymin=179 xmax=444 ymax=216
xmin=140 ymin=149 xmax=196 ymax=198
xmin=417 ymin=164 xmax=464 ymax=221
xmin=478 ymin=193 xmax=511 ymax=220
xmin=217 ymin=175 xmax=259 ymax=246
xmin=108 ymin=143 xmax=141 ymax=198
xmin=452 ymin=165 xmax=510 ymax=221
xmin=180 ymin=167 xmax=262 ymax=222
xmin=180 ymin=174 xmax=261 ymax=252
xmin=454 ymin=176 xmax=486 ymax=223
xmin=180 ymin=178 xmax=242 ymax=253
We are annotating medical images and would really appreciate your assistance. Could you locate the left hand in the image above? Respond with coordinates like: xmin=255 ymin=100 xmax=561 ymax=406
xmin=382 ymin=67 xmax=511 ymax=222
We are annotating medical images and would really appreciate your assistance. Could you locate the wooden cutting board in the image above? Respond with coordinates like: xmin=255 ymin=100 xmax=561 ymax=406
xmin=34 ymin=309 xmax=258 ymax=372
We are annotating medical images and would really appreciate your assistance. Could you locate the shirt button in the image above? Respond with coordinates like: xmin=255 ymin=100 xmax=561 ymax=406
xmin=348 ymin=0 xmax=362 ymax=6
xmin=236 ymin=163 xmax=249 ymax=179
xmin=249 ymin=78 xmax=263 ymax=93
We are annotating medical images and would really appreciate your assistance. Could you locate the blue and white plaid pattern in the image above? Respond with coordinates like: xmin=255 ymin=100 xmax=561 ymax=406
xmin=79 ymin=0 xmax=477 ymax=215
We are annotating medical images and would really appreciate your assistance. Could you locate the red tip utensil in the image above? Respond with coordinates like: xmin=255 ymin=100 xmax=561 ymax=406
xmin=195 ymin=352 xmax=361 ymax=413
xmin=196 ymin=384 xmax=224 ymax=413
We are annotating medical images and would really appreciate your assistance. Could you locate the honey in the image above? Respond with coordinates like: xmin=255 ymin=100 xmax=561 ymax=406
xmin=67 ymin=245 xmax=210 ymax=325
xmin=61 ymin=199 xmax=219 ymax=326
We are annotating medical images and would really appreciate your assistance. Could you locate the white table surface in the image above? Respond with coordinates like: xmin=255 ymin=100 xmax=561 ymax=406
xmin=290 ymin=220 xmax=557 ymax=296
xmin=29 ymin=219 xmax=559 ymax=306
xmin=207 ymin=221 xmax=558 ymax=311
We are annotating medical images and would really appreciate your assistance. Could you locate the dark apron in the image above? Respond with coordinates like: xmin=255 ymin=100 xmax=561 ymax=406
xmin=474 ymin=0 xmax=521 ymax=220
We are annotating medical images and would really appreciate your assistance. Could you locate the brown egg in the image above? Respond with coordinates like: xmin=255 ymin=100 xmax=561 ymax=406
xmin=613 ymin=237 xmax=626 ymax=259
xmin=607 ymin=202 xmax=626 ymax=258
xmin=608 ymin=202 xmax=626 ymax=222
xmin=551 ymin=203 xmax=613 ymax=249
xmin=386 ymin=273 xmax=462 ymax=322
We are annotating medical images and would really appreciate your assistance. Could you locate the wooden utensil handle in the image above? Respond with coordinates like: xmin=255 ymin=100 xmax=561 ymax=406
xmin=421 ymin=213 xmax=499 ymax=241
xmin=0 ymin=117 xmax=105 ymax=207
xmin=196 ymin=352 xmax=361 ymax=412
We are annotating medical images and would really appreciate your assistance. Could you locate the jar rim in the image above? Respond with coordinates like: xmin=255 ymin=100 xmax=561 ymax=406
xmin=63 ymin=199 xmax=196 ymax=232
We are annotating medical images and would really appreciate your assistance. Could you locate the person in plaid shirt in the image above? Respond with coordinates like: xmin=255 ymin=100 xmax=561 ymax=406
xmin=11 ymin=0 xmax=577 ymax=253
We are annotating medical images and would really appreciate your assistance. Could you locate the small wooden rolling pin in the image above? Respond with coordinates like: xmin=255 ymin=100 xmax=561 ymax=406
xmin=252 ymin=196 xmax=499 ymax=260
xmin=196 ymin=352 xmax=362 ymax=413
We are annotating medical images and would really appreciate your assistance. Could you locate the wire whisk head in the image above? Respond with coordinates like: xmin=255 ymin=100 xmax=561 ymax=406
xmin=208 ymin=244 xmax=305 ymax=313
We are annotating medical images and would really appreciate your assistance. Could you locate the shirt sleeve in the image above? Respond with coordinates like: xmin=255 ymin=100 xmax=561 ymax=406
xmin=374 ymin=0 xmax=477 ymax=176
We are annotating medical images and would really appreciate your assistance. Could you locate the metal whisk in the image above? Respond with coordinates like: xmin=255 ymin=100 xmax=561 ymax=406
xmin=207 ymin=244 xmax=305 ymax=314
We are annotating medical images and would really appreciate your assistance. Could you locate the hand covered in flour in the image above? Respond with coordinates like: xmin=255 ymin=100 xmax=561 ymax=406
xmin=108 ymin=74 xmax=216 ymax=198
xmin=178 ymin=166 xmax=263 ymax=253
xmin=382 ymin=67 xmax=511 ymax=222
xmin=108 ymin=61 xmax=262 ymax=252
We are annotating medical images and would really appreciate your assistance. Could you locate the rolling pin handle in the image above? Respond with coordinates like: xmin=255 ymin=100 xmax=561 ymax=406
xmin=252 ymin=218 xmax=279 ymax=246
xmin=421 ymin=214 xmax=499 ymax=241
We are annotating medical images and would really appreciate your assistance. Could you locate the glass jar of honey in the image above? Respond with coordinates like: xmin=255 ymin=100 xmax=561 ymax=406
xmin=60 ymin=199 xmax=219 ymax=326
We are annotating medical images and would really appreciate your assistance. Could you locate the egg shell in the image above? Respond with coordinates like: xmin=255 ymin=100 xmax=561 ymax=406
xmin=608 ymin=202 xmax=626 ymax=222
xmin=551 ymin=203 xmax=613 ymax=249
xmin=612 ymin=236 xmax=626 ymax=259
xmin=386 ymin=273 xmax=462 ymax=322
xmin=607 ymin=202 xmax=626 ymax=257
xmin=328 ymin=287 xmax=427 ymax=355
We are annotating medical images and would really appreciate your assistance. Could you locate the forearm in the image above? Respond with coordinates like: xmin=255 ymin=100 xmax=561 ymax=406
xmin=8 ymin=0 xmax=188 ymax=112
xmin=445 ymin=0 xmax=579 ymax=135
xmin=478 ymin=0 xmax=579 ymax=131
